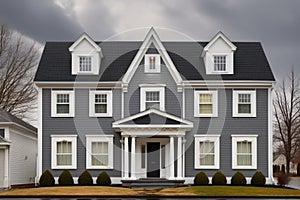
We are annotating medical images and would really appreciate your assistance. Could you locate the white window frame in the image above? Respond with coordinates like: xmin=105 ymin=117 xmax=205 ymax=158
xmin=233 ymin=90 xmax=256 ymax=117
xmin=79 ymin=55 xmax=92 ymax=73
xmin=51 ymin=90 xmax=75 ymax=117
xmin=194 ymin=90 xmax=218 ymax=117
xmin=89 ymin=90 xmax=113 ymax=117
xmin=194 ymin=135 xmax=220 ymax=169
xmin=86 ymin=135 xmax=114 ymax=169
xmin=51 ymin=135 xmax=77 ymax=169
xmin=140 ymin=86 xmax=165 ymax=111
xmin=144 ymin=54 xmax=161 ymax=73
xmin=232 ymin=135 xmax=257 ymax=169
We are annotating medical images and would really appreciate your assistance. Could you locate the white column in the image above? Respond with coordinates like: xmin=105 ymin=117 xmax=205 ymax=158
xmin=130 ymin=136 xmax=136 ymax=179
xmin=169 ymin=136 xmax=175 ymax=179
xmin=182 ymin=139 xmax=186 ymax=178
xmin=4 ymin=148 xmax=9 ymax=187
xmin=124 ymin=136 xmax=129 ymax=179
xmin=177 ymin=136 xmax=183 ymax=179
xmin=120 ymin=139 xmax=124 ymax=178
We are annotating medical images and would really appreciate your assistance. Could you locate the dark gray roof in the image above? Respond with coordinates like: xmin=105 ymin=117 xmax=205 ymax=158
xmin=0 ymin=109 xmax=37 ymax=133
xmin=34 ymin=41 xmax=275 ymax=82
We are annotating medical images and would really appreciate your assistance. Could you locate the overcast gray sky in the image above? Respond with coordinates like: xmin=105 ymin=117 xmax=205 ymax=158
xmin=0 ymin=0 xmax=299 ymax=81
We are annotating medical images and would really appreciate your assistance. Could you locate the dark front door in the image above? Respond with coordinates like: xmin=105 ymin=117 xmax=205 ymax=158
xmin=147 ymin=142 xmax=160 ymax=177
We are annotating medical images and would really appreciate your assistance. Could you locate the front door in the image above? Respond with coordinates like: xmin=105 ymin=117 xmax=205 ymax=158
xmin=147 ymin=142 xmax=160 ymax=177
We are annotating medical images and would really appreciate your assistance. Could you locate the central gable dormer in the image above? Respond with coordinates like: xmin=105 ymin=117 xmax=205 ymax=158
xmin=122 ymin=27 xmax=183 ymax=92
xmin=69 ymin=33 xmax=104 ymax=75
xmin=202 ymin=32 xmax=237 ymax=75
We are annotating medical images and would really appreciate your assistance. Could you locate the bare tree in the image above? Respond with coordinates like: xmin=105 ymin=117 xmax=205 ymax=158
xmin=273 ymin=69 xmax=300 ymax=173
xmin=0 ymin=24 xmax=39 ymax=120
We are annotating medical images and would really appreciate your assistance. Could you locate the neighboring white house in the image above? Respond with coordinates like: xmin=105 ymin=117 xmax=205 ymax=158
xmin=0 ymin=109 xmax=37 ymax=188
xmin=273 ymin=154 xmax=298 ymax=174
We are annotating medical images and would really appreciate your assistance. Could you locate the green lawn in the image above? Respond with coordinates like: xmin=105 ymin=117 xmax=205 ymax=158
xmin=0 ymin=185 xmax=300 ymax=196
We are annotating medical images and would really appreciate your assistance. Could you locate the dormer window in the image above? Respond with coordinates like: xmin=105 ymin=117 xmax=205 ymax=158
xmin=145 ymin=54 xmax=160 ymax=73
xmin=214 ymin=55 xmax=226 ymax=72
xmin=79 ymin=56 xmax=92 ymax=72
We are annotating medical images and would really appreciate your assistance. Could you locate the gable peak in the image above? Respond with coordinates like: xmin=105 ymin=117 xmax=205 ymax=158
xmin=68 ymin=32 xmax=102 ymax=53
xmin=204 ymin=31 xmax=237 ymax=52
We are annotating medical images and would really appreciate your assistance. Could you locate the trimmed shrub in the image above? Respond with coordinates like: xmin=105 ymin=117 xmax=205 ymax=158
xmin=277 ymin=173 xmax=290 ymax=186
xmin=212 ymin=171 xmax=227 ymax=185
xmin=39 ymin=170 xmax=55 ymax=186
xmin=78 ymin=170 xmax=93 ymax=185
xmin=251 ymin=171 xmax=266 ymax=186
xmin=231 ymin=172 xmax=246 ymax=185
xmin=194 ymin=172 xmax=209 ymax=185
xmin=58 ymin=170 xmax=74 ymax=186
xmin=96 ymin=171 xmax=111 ymax=186
xmin=297 ymin=163 xmax=300 ymax=176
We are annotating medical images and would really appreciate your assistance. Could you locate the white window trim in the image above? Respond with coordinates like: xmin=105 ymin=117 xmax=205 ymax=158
xmin=232 ymin=134 xmax=258 ymax=169
xmin=86 ymin=135 xmax=114 ymax=169
xmin=51 ymin=90 xmax=75 ymax=117
xmin=140 ymin=86 xmax=165 ymax=111
xmin=194 ymin=135 xmax=220 ymax=169
xmin=144 ymin=54 xmax=161 ymax=73
xmin=89 ymin=90 xmax=113 ymax=117
xmin=232 ymin=90 xmax=256 ymax=117
xmin=194 ymin=90 xmax=218 ymax=117
xmin=51 ymin=135 xmax=77 ymax=169
xmin=213 ymin=54 xmax=228 ymax=73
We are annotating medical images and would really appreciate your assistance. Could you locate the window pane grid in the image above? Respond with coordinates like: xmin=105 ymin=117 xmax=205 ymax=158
xmin=145 ymin=91 xmax=160 ymax=109
xmin=94 ymin=94 xmax=107 ymax=114
xmin=238 ymin=93 xmax=251 ymax=114
xmin=199 ymin=94 xmax=213 ymax=114
xmin=79 ymin=56 xmax=92 ymax=72
xmin=56 ymin=94 xmax=70 ymax=114
xmin=214 ymin=56 xmax=226 ymax=71
xmin=149 ymin=56 xmax=156 ymax=69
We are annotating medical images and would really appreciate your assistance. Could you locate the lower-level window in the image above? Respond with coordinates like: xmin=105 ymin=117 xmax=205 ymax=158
xmin=51 ymin=135 xmax=77 ymax=169
xmin=86 ymin=135 xmax=114 ymax=169
xmin=194 ymin=135 xmax=220 ymax=169
xmin=232 ymin=135 xmax=257 ymax=169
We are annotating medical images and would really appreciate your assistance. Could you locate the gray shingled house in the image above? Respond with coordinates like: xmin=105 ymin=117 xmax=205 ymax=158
xmin=0 ymin=109 xmax=37 ymax=188
xmin=34 ymin=28 xmax=275 ymax=185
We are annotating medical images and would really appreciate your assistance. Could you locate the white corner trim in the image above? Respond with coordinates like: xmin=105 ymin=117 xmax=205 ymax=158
xmin=37 ymin=87 xmax=43 ymax=179
xmin=268 ymin=88 xmax=274 ymax=183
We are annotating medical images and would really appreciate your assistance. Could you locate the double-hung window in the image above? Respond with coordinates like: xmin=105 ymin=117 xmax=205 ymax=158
xmin=194 ymin=90 xmax=218 ymax=117
xmin=51 ymin=135 xmax=77 ymax=169
xmin=213 ymin=55 xmax=226 ymax=72
xmin=89 ymin=90 xmax=113 ymax=117
xmin=232 ymin=135 xmax=257 ymax=169
xmin=194 ymin=135 xmax=220 ymax=169
xmin=86 ymin=135 xmax=114 ymax=169
xmin=144 ymin=54 xmax=161 ymax=73
xmin=79 ymin=56 xmax=92 ymax=72
xmin=51 ymin=91 xmax=75 ymax=117
xmin=233 ymin=90 xmax=256 ymax=117
xmin=140 ymin=85 xmax=165 ymax=111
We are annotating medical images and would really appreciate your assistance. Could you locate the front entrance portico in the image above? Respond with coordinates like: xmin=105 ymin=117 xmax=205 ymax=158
xmin=112 ymin=109 xmax=193 ymax=181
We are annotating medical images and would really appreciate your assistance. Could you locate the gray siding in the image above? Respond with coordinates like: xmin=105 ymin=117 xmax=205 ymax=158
xmin=125 ymin=57 xmax=182 ymax=117
xmin=42 ymin=88 xmax=122 ymax=177
xmin=184 ymin=89 xmax=269 ymax=177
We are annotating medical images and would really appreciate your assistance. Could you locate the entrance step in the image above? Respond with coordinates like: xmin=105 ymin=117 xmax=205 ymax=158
xmin=121 ymin=179 xmax=185 ymax=188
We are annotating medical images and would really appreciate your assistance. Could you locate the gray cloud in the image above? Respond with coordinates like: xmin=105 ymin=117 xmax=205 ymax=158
xmin=0 ymin=0 xmax=84 ymax=42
